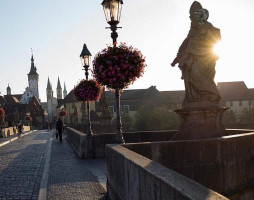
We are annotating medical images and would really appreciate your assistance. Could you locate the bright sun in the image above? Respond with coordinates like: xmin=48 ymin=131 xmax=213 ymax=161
xmin=213 ymin=41 xmax=222 ymax=56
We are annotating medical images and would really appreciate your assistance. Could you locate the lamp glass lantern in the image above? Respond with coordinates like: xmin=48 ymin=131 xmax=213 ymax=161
xmin=102 ymin=0 xmax=123 ymax=25
xmin=80 ymin=44 xmax=92 ymax=67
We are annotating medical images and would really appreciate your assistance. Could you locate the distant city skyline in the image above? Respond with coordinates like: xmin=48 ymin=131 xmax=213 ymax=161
xmin=1 ymin=0 xmax=254 ymax=102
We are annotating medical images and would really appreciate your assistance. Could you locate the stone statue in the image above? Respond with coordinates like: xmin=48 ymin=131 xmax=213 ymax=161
xmin=99 ymin=91 xmax=111 ymax=117
xmin=99 ymin=90 xmax=112 ymax=125
xmin=171 ymin=1 xmax=227 ymax=140
xmin=171 ymin=1 xmax=221 ymax=107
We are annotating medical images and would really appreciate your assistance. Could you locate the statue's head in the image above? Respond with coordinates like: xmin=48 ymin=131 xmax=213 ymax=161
xmin=189 ymin=1 xmax=202 ymax=21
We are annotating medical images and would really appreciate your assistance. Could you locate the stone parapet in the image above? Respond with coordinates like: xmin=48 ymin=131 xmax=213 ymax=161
xmin=65 ymin=127 xmax=176 ymax=159
xmin=0 ymin=126 xmax=30 ymax=138
xmin=106 ymin=144 xmax=228 ymax=200
xmin=124 ymin=132 xmax=254 ymax=199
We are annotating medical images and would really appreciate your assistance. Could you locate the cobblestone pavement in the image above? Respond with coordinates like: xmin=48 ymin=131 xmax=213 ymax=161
xmin=0 ymin=130 xmax=107 ymax=200
xmin=47 ymin=131 xmax=106 ymax=200
xmin=0 ymin=130 xmax=50 ymax=200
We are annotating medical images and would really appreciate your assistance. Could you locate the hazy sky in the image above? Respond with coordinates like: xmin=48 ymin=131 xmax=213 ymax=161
xmin=1 ymin=0 xmax=254 ymax=102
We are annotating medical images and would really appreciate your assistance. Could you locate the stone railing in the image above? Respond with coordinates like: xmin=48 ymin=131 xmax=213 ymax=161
xmin=106 ymin=144 xmax=228 ymax=200
xmin=65 ymin=127 xmax=177 ymax=159
xmin=123 ymin=132 xmax=254 ymax=200
xmin=0 ymin=126 xmax=30 ymax=138
xmin=65 ymin=127 xmax=87 ymax=158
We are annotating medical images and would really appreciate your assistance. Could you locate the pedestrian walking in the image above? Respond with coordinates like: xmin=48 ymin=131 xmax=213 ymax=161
xmin=56 ymin=117 xmax=63 ymax=142
xmin=16 ymin=121 xmax=24 ymax=139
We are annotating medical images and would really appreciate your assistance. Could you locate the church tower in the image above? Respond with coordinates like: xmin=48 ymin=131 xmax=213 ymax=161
xmin=46 ymin=77 xmax=53 ymax=120
xmin=56 ymin=77 xmax=62 ymax=99
xmin=63 ymin=82 xmax=67 ymax=98
xmin=6 ymin=83 xmax=11 ymax=95
xmin=28 ymin=54 xmax=39 ymax=100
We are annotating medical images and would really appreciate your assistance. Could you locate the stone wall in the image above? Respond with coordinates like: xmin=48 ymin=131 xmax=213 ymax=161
xmin=65 ymin=127 xmax=176 ymax=159
xmin=106 ymin=144 xmax=228 ymax=200
xmin=65 ymin=127 xmax=86 ymax=158
xmin=124 ymin=132 xmax=254 ymax=199
xmin=0 ymin=126 xmax=30 ymax=138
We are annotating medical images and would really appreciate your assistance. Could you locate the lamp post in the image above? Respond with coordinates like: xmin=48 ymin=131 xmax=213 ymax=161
xmin=102 ymin=0 xmax=125 ymax=144
xmin=80 ymin=43 xmax=93 ymax=137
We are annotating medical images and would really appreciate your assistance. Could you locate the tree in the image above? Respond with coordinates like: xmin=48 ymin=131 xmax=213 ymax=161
xmin=134 ymin=103 xmax=180 ymax=131
xmin=112 ymin=111 xmax=133 ymax=132
xmin=121 ymin=112 xmax=133 ymax=132
xmin=222 ymin=109 xmax=237 ymax=125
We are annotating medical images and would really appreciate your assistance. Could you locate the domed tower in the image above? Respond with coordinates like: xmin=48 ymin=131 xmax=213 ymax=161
xmin=6 ymin=83 xmax=11 ymax=95
xmin=56 ymin=77 xmax=62 ymax=100
xmin=28 ymin=54 xmax=39 ymax=100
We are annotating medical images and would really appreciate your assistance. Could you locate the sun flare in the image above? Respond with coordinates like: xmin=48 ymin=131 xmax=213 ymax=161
xmin=213 ymin=41 xmax=222 ymax=56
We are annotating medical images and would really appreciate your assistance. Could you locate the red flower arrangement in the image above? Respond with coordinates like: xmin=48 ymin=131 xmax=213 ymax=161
xmin=0 ymin=108 xmax=5 ymax=118
xmin=93 ymin=43 xmax=146 ymax=90
xmin=73 ymin=79 xmax=103 ymax=102
xmin=26 ymin=116 xmax=32 ymax=121
xmin=59 ymin=110 xmax=67 ymax=117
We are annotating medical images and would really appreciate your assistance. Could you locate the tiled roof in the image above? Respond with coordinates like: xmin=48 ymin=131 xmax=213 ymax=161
xmin=0 ymin=96 xmax=6 ymax=105
xmin=62 ymin=89 xmax=78 ymax=103
xmin=4 ymin=95 xmax=20 ymax=104
xmin=12 ymin=94 xmax=23 ymax=101
xmin=249 ymin=88 xmax=254 ymax=99
xmin=217 ymin=81 xmax=252 ymax=101
xmin=153 ymin=90 xmax=185 ymax=104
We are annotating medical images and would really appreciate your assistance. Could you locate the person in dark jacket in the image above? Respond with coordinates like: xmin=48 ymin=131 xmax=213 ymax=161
xmin=56 ymin=117 xmax=63 ymax=142
xmin=16 ymin=120 xmax=24 ymax=139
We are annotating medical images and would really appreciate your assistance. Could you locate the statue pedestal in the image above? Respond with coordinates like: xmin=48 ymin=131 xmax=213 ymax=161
xmin=174 ymin=106 xmax=228 ymax=140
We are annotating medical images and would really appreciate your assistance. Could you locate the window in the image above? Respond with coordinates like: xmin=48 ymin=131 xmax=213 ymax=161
xmin=108 ymin=106 xmax=114 ymax=115
xmin=239 ymin=101 xmax=242 ymax=106
xmin=123 ymin=105 xmax=130 ymax=113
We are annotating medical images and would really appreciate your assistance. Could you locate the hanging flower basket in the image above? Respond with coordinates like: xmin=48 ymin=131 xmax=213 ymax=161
xmin=0 ymin=108 xmax=5 ymax=118
xmin=73 ymin=79 xmax=103 ymax=102
xmin=93 ymin=43 xmax=146 ymax=90
xmin=59 ymin=110 xmax=67 ymax=117
xmin=26 ymin=116 xmax=32 ymax=121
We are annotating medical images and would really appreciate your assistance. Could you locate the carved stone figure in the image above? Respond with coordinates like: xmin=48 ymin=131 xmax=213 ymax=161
xmin=99 ymin=90 xmax=112 ymax=125
xmin=80 ymin=102 xmax=87 ymax=124
xmin=172 ymin=1 xmax=227 ymax=140
xmin=171 ymin=1 xmax=221 ymax=108
xmin=99 ymin=91 xmax=111 ymax=117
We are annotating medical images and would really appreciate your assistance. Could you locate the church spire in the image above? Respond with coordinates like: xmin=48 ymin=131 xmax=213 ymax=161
xmin=63 ymin=82 xmax=67 ymax=98
xmin=28 ymin=51 xmax=38 ymax=75
xmin=56 ymin=76 xmax=63 ymax=99
xmin=57 ymin=76 xmax=62 ymax=89
xmin=47 ymin=77 xmax=52 ymax=90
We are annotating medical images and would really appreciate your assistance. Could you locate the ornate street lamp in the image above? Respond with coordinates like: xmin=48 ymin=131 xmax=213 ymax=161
xmin=102 ymin=0 xmax=123 ymax=44
xmin=102 ymin=0 xmax=125 ymax=144
xmin=80 ymin=43 xmax=93 ymax=136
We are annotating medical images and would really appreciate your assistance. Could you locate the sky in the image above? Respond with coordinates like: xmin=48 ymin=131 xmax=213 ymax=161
xmin=1 ymin=0 xmax=254 ymax=102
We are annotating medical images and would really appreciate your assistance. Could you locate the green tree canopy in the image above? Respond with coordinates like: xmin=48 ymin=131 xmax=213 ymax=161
xmin=134 ymin=104 xmax=179 ymax=131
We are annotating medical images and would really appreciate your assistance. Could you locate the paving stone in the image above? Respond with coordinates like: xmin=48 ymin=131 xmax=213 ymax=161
xmin=0 ymin=130 xmax=50 ymax=199
xmin=0 ymin=130 xmax=107 ymax=200
xmin=47 ymin=136 xmax=106 ymax=200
